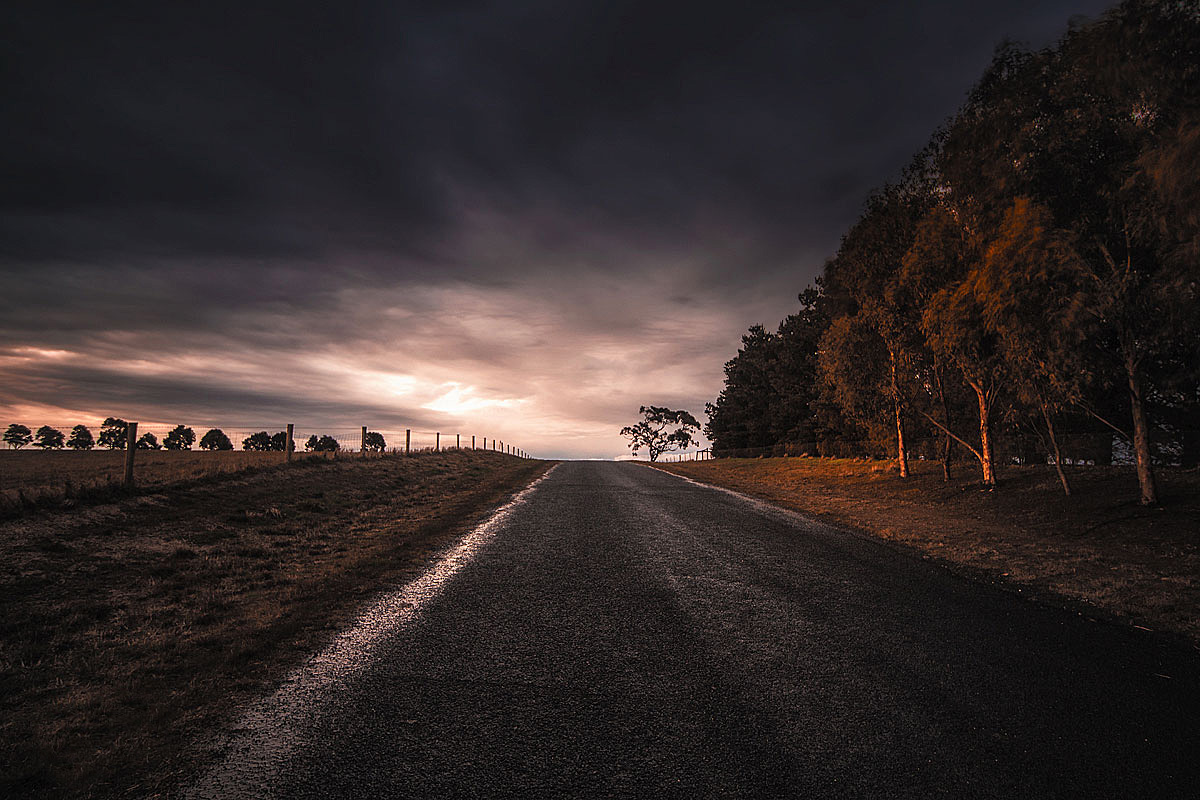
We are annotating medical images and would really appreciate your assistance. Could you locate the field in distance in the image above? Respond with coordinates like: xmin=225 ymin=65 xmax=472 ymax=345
xmin=4 ymin=449 xmax=392 ymax=508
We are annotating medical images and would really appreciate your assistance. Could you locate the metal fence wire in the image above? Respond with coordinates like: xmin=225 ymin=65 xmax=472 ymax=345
xmin=703 ymin=431 xmax=1200 ymax=468
xmin=0 ymin=421 xmax=532 ymax=492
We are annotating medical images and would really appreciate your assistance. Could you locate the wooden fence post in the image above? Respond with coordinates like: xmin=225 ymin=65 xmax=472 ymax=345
xmin=361 ymin=426 xmax=367 ymax=457
xmin=436 ymin=432 xmax=440 ymax=451
xmin=286 ymin=423 xmax=294 ymax=463
xmin=123 ymin=421 xmax=138 ymax=486
xmin=472 ymin=435 xmax=476 ymax=449
xmin=456 ymin=433 xmax=460 ymax=449
xmin=406 ymin=429 xmax=411 ymax=454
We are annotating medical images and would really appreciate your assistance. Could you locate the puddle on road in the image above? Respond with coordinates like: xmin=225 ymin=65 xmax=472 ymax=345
xmin=186 ymin=465 xmax=558 ymax=799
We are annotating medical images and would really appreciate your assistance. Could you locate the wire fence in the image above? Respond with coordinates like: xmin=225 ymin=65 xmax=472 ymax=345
xmin=0 ymin=420 xmax=532 ymax=495
xmin=657 ymin=449 xmax=714 ymax=463
xmin=703 ymin=431 xmax=1200 ymax=468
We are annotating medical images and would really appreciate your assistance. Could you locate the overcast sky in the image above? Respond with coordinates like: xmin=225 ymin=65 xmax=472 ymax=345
xmin=2 ymin=0 xmax=1115 ymax=458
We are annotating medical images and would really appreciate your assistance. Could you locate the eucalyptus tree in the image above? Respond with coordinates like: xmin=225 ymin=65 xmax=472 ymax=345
xmin=706 ymin=289 xmax=829 ymax=455
xmin=1020 ymin=0 xmax=1200 ymax=503
xmin=975 ymin=198 xmax=1090 ymax=494
xmin=821 ymin=182 xmax=931 ymax=477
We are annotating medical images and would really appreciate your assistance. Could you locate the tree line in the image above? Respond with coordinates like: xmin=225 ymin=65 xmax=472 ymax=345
xmin=2 ymin=418 xmax=366 ymax=453
xmin=705 ymin=0 xmax=1199 ymax=505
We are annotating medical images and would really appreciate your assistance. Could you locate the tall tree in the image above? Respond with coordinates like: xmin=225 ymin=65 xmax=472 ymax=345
xmin=33 ymin=426 xmax=65 ymax=449
xmin=821 ymin=182 xmax=931 ymax=476
xmin=199 ymin=428 xmax=233 ymax=451
xmin=975 ymin=198 xmax=1090 ymax=494
xmin=98 ymin=418 xmax=128 ymax=450
xmin=163 ymin=425 xmax=196 ymax=451
xmin=4 ymin=423 xmax=33 ymax=449
xmin=705 ymin=289 xmax=829 ymax=455
xmin=904 ymin=206 xmax=1005 ymax=486
xmin=66 ymin=425 xmax=94 ymax=450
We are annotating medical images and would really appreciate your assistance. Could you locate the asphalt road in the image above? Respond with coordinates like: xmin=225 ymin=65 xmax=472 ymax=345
xmin=191 ymin=461 xmax=1200 ymax=799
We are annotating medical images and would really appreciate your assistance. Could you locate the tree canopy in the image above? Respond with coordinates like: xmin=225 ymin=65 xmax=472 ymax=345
xmin=66 ymin=425 xmax=94 ymax=450
xmin=4 ymin=424 xmax=33 ymax=449
xmin=98 ymin=418 xmax=128 ymax=450
xmin=199 ymin=428 xmax=233 ymax=451
xmin=34 ymin=426 xmax=65 ymax=449
xmin=164 ymin=425 xmax=196 ymax=451
xmin=620 ymin=406 xmax=700 ymax=462
xmin=703 ymin=0 xmax=1199 ymax=504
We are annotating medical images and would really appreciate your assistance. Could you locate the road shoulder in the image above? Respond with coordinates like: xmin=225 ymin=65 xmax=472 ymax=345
xmin=648 ymin=458 xmax=1200 ymax=651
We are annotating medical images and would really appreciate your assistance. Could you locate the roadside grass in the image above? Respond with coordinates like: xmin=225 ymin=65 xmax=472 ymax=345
xmin=653 ymin=457 xmax=1200 ymax=646
xmin=0 ymin=450 xmax=341 ymax=515
xmin=0 ymin=450 xmax=549 ymax=799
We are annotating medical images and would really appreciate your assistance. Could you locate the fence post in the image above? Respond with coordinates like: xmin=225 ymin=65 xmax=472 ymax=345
xmin=406 ymin=429 xmax=411 ymax=454
xmin=492 ymin=439 xmax=496 ymax=451
xmin=472 ymin=435 xmax=476 ymax=449
xmin=361 ymin=426 xmax=367 ymax=457
xmin=457 ymin=433 xmax=460 ymax=449
xmin=123 ymin=421 xmax=138 ymax=486
xmin=436 ymin=432 xmax=440 ymax=451
xmin=286 ymin=423 xmax=294 ymax=463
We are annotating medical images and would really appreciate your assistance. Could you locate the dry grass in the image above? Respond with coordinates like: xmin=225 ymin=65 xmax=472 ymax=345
xmin=654 ymin=457 xmax=1200 ymax=646
xmin=0 ymin=450 xmax=549 ymax=799
xmin=0 ymin=449 xmax=338 ymax=510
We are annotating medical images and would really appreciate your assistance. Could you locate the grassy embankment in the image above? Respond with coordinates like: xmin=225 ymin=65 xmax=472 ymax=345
xmin=1 ymin=449 xmax=342 ymax=515
xmin=654 ymin=457 xmax=1200 ymax=646
xmin=0 ymin=450 xmax=549 ymax=799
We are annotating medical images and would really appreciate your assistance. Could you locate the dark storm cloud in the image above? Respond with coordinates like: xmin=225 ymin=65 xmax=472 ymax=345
xmin=1 ymin=0 xmax=1117 ymax=457
xmin=3 ymin=0 xmax=1113 ymax=270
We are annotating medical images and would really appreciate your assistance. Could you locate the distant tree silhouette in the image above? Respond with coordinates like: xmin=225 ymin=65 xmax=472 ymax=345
xmin=163 ymin=425 xmax=196 ymax=450
xmin=34 ymin=426 xmax=65 ymax=449
xmin=98 ymin=418 xmax=128 ymax=449
xmin=621 ymin=406 xmax=700 ymax=462
xmin=4 ymin=423 xmax=33 ymax=449
xmin=199 ymin=428 xmax=233 ymax=451
xmin=363 ymin=431 xmax=386 ymax=452
xmin=242 ymin=431 xmax=274 ymax=451
xmin=66 ymin=425 xmax=94 ymax=450
xmin=270 ymin=431 xmax=288 ymax=451
xmin=136 ymin=432 xmax=161 ymax=450
xmin=707 ymin=289 xmax=833 ymax=456
xmin=305 ymin=434 xmax=340 ymax=452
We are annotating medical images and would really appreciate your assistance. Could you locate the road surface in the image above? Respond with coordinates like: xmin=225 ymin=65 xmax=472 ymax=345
xmin=191 ymin=461 xmax=1200 ymax=798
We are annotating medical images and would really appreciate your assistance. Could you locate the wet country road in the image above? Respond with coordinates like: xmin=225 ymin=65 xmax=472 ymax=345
xmin=191 ymin=461 xmax=1200 ymax=799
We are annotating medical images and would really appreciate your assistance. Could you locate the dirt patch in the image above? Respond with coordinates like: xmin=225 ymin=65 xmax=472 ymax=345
xmin=653 ymin=458 xmax=1200 ymax=647
xmin=0 ymin=451 xmax=549 ymax=799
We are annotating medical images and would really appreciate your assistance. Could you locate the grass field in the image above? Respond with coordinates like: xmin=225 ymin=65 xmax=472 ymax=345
xmin=0 ymin=448 xmax=329 ymax=500
xmin=654 ymin=457 xmax=1200 ymax=647
xmin=0 ymin=450 xmax=549 ymax=799
xmin=0 ymin=449 xmax=467 ymax=515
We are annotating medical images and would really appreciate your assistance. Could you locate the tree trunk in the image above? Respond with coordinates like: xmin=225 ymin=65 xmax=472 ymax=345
xmin=1126 ymin=354 xmax=1158 ymax=505
xmin=890 ymin=348 xmax=909 ymax=478
xmin=973 ymin=383 xmax=996 ymax=487
xmin=1039 ymin=399 xmax=1071 ymax=496
xmin=936 ymin=366 xmax=952 ymax=482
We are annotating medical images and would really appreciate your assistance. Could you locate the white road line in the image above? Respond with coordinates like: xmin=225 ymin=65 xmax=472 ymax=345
xmin=187 ymin=464 xmax=558 ymax=798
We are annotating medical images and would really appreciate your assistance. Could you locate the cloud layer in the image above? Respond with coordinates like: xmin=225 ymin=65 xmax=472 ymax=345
xmin=1 ymin=0 xmax=1113 ymax=457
